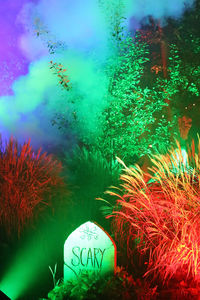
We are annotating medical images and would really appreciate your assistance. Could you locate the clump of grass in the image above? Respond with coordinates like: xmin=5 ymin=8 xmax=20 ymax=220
xmin=0 ymin=136 xmax=63 ymax=237
xmin=65 ymin=146 xmax=121 ymax=187
xmin=63 ymin=146 xmax=121 ymax=226
xmin=106 ymin=139 xmax=200 ymax=285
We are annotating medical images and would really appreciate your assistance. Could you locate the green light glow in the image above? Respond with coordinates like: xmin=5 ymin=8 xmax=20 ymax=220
xmin=0 ymin=236 xmax=45 ymax=299
xmin=0 ymin=220 xmax=59 ymax=300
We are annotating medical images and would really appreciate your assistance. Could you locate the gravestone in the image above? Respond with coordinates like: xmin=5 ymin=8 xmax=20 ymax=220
xmin=64 ymin=221 xmax=116 ymax=281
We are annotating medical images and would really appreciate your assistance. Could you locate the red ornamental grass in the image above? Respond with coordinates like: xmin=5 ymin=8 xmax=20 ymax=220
xmin=0 ymin=137 xmax=63 ymax=236
xmin=107 ymin=140 xmax=200 ymax=286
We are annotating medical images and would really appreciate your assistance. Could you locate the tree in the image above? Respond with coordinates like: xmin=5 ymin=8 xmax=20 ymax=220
xmin=97 ymin=33 xmax=175 ymax=164
xmin=160 ymin=0 xmax=200 ymax=126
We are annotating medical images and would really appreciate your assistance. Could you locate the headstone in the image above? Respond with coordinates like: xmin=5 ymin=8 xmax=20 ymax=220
xmin=64 ymin=221 xmax=116 ymax=281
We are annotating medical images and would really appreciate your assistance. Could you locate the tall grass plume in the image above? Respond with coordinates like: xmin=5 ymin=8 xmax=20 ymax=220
xmin=0 ymin=136 xmax=63 ymax=237
xmin=106 ymin=139 xmax=200 ymax=286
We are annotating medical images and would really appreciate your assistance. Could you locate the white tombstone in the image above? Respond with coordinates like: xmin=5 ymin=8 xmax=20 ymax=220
xmin=64 ymin=221 xmax=116 ymax=281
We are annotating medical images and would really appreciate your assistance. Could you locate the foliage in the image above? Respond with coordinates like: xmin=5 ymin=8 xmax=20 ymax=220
xmin=0 ymin=136 xmax=63 ymax=237
xmin=49 ymin=28 xmax=175 ymax=164
xmin=65 ymin=146 xmax=121 ymax=187
xmin=63 ymin=147 xmax=121 ymax=227
xmin=106 ymin=139 xmax=200 ymax=287
xmin=98 ymin=0 xmax=126 ymax=44
xmin=164 ymin=0 xmax=200 ymax=68
xmin=49 ymin=61 xmax=71 ymax=91
xmin=159 ymin=43 xmax=200 ymax=117
xmin=47 ymin=267 xmax=157 ymax=300
xmin=49 ymin=263 xmax=61 ymax=289
xmin=96 ymin=33 xmax=175 ymax=163
xmin=157 ymin=0 xmax=200 ymax=119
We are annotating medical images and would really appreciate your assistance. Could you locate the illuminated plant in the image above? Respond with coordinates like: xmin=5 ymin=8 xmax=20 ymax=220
xmin=47 ymin=267 xmax=157 ymax=300
xmin=159 ymin=43 xmax=200 ymax=116
xmin=48 ymin=29 xmax=176 ymax=163
xmin=98 ymin=33 xmax=175 ymax=163
xmin=64 ymin=147 xmax=121 ymax=224
xmin=106 ymin=139 xmax=200 ymax=285
xmin=0 ymin=137 xmax=63 ymax=237
xmin=49 ymin=61 xmax=71 ymax=91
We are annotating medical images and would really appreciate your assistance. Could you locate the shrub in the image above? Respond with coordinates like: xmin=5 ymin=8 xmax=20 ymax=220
xmin=106 ymin=139 xmax=200 ymax=286
xmin=63 ymin=147 xmax=121 ymax=227
xmin=47 ymin=267 xmax=157 ymax=300
xmin=0 ymin=136 xmax=63 ymax=237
